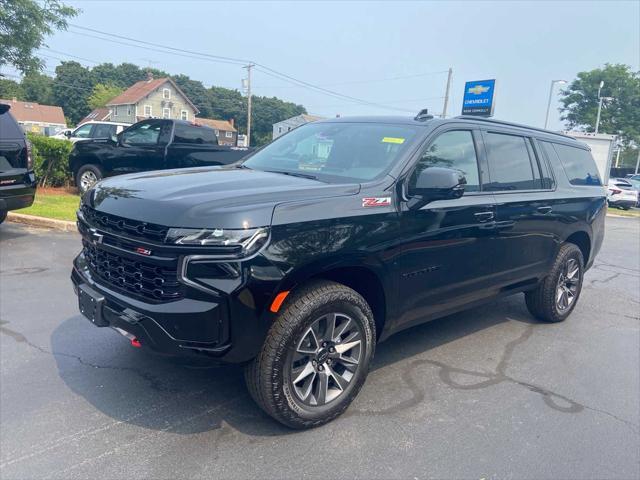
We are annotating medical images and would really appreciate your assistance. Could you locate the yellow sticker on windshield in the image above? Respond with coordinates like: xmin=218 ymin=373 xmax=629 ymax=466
xmin=381 ymin=137 xmax=405 ymax=144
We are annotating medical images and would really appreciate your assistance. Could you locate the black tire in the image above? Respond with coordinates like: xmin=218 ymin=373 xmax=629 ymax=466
xmin=75 ymin=164 xmax=103 ymax=194
xmin=621 ymin=206 xmax=630 ymax=210
xmin=525 ymin=243 xmax=584 ymax=323
xmin=0 ymin=210 xmax=7 ymax=225
xmin=245 ymin=280 xmax=376 ymax=429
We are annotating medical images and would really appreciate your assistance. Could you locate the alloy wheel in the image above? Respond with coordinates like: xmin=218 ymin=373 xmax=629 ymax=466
xmin=289 ymin=312 xmax=363 ymax=406
xmin=80 ymin=171 xmax=98 ymax=191
xmin=556 ymin=257 xmax=580 ymax=311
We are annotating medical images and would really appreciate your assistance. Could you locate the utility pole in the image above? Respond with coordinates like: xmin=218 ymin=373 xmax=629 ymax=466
xmin=635 ymin=148 xmax=640 ymax=175
xmin=442 ymin=67 xmax=453 ymax=118
xmin=243 ymin=64 xmax=254 ymax=147
xmin=544 ymin=79 xmax=567 ymax=129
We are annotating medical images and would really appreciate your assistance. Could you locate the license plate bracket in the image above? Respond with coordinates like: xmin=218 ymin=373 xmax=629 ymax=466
xmin=78 ymin=283 xmax=107 ymax=327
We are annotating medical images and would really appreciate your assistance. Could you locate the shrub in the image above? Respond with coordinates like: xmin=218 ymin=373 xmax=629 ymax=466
xmin=26 ymin=133 xmax=73 ymax=187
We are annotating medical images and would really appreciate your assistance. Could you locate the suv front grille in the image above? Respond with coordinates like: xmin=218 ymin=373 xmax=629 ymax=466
xmin=83 ymin=240 xmax=182 ymax=302
xmin=81 ymin=205 xmax=168 ymax=243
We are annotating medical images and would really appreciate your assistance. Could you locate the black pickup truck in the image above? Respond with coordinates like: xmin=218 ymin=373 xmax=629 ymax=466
xmin=69 ymin=118 xmax=252 ymax=192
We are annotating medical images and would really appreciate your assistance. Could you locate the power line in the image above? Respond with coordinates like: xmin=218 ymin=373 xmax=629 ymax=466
xmin=256 ymin=70 xmax=449 ymax=89
xmin=65 ymin=24 xmax=419 ymax=113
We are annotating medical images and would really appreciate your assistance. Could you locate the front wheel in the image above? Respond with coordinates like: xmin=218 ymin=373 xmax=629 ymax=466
xmin=245 ymin=280 xmax=376 ymax=429
xmin=75 ymin=164 xmax=103 ymax=194
xmin=525 ymin=243 xmax=584 ymax=323
xmin=0 ymin=210 xmax=7 ymax=225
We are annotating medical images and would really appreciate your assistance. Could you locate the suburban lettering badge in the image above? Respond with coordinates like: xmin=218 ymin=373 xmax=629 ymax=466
xmin=362 ymin=197 xmax=391 ymax=207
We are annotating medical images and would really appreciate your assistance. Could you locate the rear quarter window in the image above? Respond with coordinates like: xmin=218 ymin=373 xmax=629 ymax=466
xmin=0 ymin=108 xmax=25 ymax=139
xmin=173 ymin=124 xmax=218 ymax=145
xmin=548 ymin=142 xmax=601 ymax=186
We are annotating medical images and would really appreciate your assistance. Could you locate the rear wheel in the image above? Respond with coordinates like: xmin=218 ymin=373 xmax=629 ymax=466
xmin=525 ymin=243 xmax=584 ymax=323
xmin=75 ymin=164 xmax=103 ymax=193
xmin=245 ymin=280 xmax=375 ymax=429
xmin=0 ymin=210 xmax=7 ymax=224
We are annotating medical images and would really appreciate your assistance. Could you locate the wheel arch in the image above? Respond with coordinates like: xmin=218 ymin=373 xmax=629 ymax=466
xmin=271 ymin=258 xmax=389 ymax=340
xmin=564 ymin=230 xmax=592 ymax=265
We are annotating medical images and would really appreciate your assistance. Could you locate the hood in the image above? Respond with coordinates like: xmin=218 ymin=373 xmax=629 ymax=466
xmin=88 ymin=166 xmax=359 ymax=228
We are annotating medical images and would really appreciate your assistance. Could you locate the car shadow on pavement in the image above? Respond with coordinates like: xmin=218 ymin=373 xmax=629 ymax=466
xmin=50 ymin=295 xmax=536 ymax=438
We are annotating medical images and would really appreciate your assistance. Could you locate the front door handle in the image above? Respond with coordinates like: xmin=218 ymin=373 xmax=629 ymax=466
xmin=474 ymin=211 xmax=495 ymax=223
xmin=537 ymin=206 xmax=553 ymax=214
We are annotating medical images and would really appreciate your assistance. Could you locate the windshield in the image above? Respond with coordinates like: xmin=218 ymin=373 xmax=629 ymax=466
xmin=243 ymin=122 xmax=420 ymax=183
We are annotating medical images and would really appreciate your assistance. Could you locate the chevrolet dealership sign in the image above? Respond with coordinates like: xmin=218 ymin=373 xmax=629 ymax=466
xmin=462 ymin=79 xmax=496 ymax=116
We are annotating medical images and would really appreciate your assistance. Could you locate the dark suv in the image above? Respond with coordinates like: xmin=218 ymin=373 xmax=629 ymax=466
xmin=0 ymin=103 xmax=36 ymax=224
xmin=71 ymin=113 xmax=606 ymax=428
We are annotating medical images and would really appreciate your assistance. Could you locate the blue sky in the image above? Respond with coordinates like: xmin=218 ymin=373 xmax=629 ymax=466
xmin=19 ymin=1 xmax=640 ymax=130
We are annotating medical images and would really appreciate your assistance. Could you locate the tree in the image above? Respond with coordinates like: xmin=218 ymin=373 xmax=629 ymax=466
xmin=0 ymin=78 xmax=24 ymax=99
xmin=172 ymin=74 xmax=212 ymax=117
xmin=0 ymin=0 xmax=78 ymax=74
xmin=88 ymin=83 xmax=123 ymax=110
xmin=52 ymin=61 xmax=94 ymax=124
xmin=21 ymin=72 xmax=53 ymax=104
xmin=560 ymin=64 xmax=640 ymax=146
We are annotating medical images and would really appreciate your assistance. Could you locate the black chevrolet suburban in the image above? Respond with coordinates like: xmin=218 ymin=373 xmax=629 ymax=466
xmin=69 ymin=118 xmax=252 ymax=193
xmin=0 ymin=103 xmax=36 ymax=224
xmin=71 ymin=113 xmax=606 ymax=428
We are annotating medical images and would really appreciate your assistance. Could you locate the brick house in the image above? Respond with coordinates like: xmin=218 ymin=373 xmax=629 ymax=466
xmin=0 ymin=98 xmax=66 ymax=135
xmin=195 ymin=118 xmax=238 ymax=146
xmin=107 ymin=75 xmax=199 ymax=124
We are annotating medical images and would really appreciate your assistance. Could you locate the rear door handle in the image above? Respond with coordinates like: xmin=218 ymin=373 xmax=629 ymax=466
xmin=474 ymin=211 xmax=495 ymax=223
xmin=537 ymin=206 xmax=553 ymax=214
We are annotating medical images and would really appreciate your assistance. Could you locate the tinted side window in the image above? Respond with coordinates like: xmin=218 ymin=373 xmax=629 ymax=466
xmin=0 ymin=108 xmax=24 ymax=138
xmin=413 ymin=130 xmax=480 ymax=192
xmin=74 ymin=124 xmax=93 ymax=138
xmin=92 ymin=124 xmax=116 ymax=138
xmin=121 ymin=122 xmax=162 ymax=145
xmin=173 ymin=124 xmax=218 ymax=145
xmin=551 ymin=143 xmax=601 ymax=186
xmin=483 ymin=132 xmax=540 ymax=191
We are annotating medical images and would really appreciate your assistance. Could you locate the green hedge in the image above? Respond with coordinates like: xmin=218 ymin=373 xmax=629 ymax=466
xmin=26 ymin=133 xmax=73 ymax=187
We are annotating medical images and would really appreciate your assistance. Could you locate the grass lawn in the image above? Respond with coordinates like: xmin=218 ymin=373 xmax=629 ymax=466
xmin=607 ymin=206 xmax=640 ymax=217
xmin=18 ymin=190 xmax=80 ymax=222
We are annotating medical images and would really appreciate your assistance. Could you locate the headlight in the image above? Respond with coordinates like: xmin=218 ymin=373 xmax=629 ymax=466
xmin=166 ymin=226 xmax=269 ymax=257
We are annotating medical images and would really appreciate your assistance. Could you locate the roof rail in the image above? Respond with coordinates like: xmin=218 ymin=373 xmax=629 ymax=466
xmin=454 ymin=115 xmax=576 ymax=140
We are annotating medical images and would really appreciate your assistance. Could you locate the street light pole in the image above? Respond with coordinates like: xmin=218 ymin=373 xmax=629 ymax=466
xmin=595 ymin=80 xmax=604 ymax=134
xmin=544 ymin=79 xmax=567 ymax=129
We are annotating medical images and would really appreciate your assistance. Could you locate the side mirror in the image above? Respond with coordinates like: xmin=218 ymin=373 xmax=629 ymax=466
xmin=64 ymin=130 xmax=72 ymax=138
xmin=408 ymin=167 xmax=466 ymax=206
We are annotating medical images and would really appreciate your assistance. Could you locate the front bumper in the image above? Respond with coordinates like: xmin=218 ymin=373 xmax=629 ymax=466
xmin=71 ymin=251 xmax=274 ymax=363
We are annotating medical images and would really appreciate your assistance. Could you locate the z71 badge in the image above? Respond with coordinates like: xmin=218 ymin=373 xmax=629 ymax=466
xmin=362 ymin=197 xmax=391 ymax=207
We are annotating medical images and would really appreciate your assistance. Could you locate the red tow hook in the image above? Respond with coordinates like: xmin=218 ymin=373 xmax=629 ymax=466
xmin=131 ymin=338 xmax=142 ymax=348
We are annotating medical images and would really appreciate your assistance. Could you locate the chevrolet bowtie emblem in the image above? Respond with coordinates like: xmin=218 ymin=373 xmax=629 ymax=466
xmin=88 ymin=228 xmax=104 ymax=245
xmin=467 ymin=85 xmax=490 ymax=95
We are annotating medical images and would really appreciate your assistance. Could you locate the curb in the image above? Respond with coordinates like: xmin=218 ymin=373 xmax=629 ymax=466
xmin=606 ymin=213 xmax=640 ymax=219
xmin=7 ymin=212 xmax=77 ymax=232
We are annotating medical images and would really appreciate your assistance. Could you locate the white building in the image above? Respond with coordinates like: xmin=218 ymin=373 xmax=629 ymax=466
xmin=562 ymin=131 xmax=617 ymax=183
xmin=272 ymin=114 xmax=325 ymax=139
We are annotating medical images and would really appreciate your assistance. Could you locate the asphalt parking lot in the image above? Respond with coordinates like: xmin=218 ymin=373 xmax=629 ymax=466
xmin=1 ymin=217 xmax=638 ymax=480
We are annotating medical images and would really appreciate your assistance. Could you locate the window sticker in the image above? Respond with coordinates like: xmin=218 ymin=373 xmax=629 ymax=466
xmin=381 ymin=137 xmax=405 ymax=144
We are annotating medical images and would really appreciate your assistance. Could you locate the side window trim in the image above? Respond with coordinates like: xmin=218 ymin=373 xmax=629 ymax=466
xmin=479 ymin=128 xmax=546 ymax=194
xmin=531 ymin=138 xmax=557 ymax=190
xmin=404 ymin=126 xmax=488 ymax=194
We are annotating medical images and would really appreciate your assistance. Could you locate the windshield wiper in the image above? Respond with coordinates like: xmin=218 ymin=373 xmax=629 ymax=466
xmin=265 ymin=170 xmax=319 ymax=180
